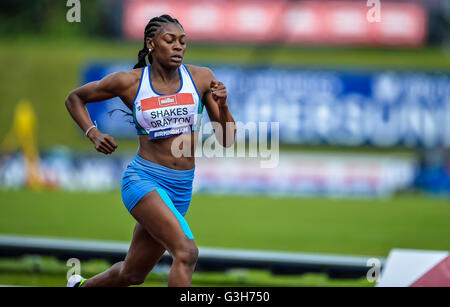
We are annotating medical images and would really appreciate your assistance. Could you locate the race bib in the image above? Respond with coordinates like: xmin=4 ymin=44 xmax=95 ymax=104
xmin=140 ymin=93 xmax=196 ymax=139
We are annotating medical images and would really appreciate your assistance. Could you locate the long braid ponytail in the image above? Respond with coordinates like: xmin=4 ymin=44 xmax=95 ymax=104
xmin=133 ymin=42 xmax=150 ymax=69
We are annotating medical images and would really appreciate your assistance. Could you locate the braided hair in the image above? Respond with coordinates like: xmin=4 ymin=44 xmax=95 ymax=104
xmin=133 ymin=15 xmax=184 ymax=69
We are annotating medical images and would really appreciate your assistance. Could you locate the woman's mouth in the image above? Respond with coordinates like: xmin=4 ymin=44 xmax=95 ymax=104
xmin=170 ymin=55 xmax=183 ymax=62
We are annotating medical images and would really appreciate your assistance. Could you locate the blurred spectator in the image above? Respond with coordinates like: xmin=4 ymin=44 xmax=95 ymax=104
xmin=419 ymin=0 xmax=450 ymax=44
xmin=414 ymin=148 xmax=450 ymax=196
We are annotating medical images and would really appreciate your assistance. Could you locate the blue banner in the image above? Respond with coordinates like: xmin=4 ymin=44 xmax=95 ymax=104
xmin=82 ymin=62 xmax=450 ymax=148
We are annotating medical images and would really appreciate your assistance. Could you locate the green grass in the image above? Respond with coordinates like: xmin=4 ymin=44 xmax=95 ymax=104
xmin=0 ymin=256 xmax=371 ymax=287
xmin=1 ymin=190 xmax=449 ymax=256
xmin=0 ymin=189 xmax=448 ymax=287
xmin=0 ymin=37 xmax=449 ymax=152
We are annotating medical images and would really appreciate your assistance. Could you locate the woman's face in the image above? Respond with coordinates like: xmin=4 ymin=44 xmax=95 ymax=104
xmin=147 ymin=22 xmax=186 ymax=69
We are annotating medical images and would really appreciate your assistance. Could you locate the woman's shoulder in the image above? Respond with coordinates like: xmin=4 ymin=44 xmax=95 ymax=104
xmin=116 ymin=68 xmax=143 ymax=85
xmin=101 ymin=68 xmax=143 ymax=92
xmin=184 ymin=64 xmax=215 ymax=92
xmin=184 ymin=64 xmax=214 ymax=80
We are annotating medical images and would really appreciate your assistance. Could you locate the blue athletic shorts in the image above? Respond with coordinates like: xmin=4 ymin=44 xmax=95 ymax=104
xmin=121 ymin=154 xmax=195 ymax=239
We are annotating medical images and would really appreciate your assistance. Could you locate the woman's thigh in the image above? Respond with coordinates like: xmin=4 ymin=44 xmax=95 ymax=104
xmin=130 ymin=189 xmax=195 ymax=256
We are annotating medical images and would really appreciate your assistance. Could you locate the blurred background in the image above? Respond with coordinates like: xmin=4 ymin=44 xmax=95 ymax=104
xmin=0 ymin=0 xmax=449 ymax=287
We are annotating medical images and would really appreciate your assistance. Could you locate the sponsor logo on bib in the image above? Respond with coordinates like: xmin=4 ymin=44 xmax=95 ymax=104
xmin=158 ymin=95 xmax=177 ymax=107
xmin=141 ymin=93 xmax=194 ymax=111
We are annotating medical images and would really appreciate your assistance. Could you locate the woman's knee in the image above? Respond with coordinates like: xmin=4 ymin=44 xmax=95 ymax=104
xmin=118 ymin=262 xmax=148 ymax=286
xmin=173 ymin=240 xmax=199 ymax=266
xmin=119 ymin=269 xmax=147 ymax=286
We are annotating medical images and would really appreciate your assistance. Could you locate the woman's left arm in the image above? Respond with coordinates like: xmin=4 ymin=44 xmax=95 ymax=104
xmin=197 ymin=67 xmax=236 ymax=148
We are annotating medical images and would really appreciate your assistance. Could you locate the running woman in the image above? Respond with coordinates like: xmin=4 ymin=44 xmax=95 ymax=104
xmin=65 ymin=15 xmax=236 ymax=287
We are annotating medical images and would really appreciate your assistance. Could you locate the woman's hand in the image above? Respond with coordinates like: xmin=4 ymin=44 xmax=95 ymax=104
xmin=87 ymin=128 xmax=118 ymax=155
xmin=210 ymin=80 xmax=227 ymax=107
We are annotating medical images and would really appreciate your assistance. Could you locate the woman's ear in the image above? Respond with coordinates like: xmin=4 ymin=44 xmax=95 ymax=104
xmin=146 ymin=38 xmax=155 ymax=51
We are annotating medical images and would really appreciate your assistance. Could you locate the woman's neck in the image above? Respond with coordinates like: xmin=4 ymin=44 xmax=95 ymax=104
xmin=150 ymin=61 xmax=179 ymax=83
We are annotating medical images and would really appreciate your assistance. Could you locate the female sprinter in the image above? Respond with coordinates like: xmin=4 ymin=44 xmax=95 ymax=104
xmin=65 ymin=15 xmax=236 ymax=287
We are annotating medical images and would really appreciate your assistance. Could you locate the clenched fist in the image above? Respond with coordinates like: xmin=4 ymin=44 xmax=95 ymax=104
xmin=87 ymin=128 xmax=118 ymax=155
xmin=210 ymin=80 xmax=227 ymax=107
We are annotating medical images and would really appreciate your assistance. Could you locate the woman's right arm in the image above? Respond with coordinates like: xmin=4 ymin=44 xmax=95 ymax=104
xmin=65 ymin=71 xmax=134 ymax=154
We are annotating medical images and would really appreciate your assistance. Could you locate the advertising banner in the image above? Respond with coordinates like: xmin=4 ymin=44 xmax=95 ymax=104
xmin=123 ymin=0 xmax=427 ymax=46
xmin=83 ymin=62 xmax=450 ymax=148
xmin=0 ymin=151 xmax=416 ymax=197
